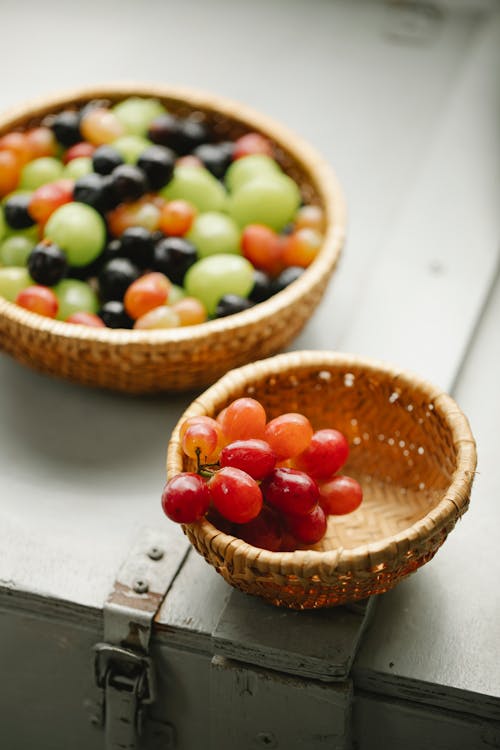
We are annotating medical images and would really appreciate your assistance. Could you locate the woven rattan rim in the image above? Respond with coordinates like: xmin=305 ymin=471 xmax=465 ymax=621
xmin=167 ymin=350 xmax=477 ymax=578
xmin=0 ymin=83 xmax=345 ymax=347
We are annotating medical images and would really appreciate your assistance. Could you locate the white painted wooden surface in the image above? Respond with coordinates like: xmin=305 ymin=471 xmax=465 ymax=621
xmin=0 ymin=0 xmax=486 ymax=611
xmin=0 ymin=1 xmax=499 ymax=746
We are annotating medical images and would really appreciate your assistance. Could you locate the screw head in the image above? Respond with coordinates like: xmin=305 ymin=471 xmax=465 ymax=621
xmin=254 ymin=732 xmax=277 ymax=747
xmin=147 ymin=546 xmax=164 ymax=561
xmin=133 ymin=579 xmax=149 ymax=594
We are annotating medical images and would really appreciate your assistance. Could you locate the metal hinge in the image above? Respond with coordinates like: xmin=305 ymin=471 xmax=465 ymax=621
xmin=90 ymin=527 xmax=188 ymax=750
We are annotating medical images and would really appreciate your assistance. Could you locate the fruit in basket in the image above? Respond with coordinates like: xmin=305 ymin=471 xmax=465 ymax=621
xmin=161 ymin=472 xmax=211 ymax=524
xmin=16 ymin=285 xmax=58 ymax=317
xmin=0 ymin=95 xmax=326 ymax=329
xmin=294 ymin=428 xmax=349 ymax=480
xmin=161 ymin=396 xmax=363 ymax=552
xmin=208 ymin=466 xmax=263 ymax=524
xmin=319 ymin=475 xmax=363 ymax=516
xmin=261 ymin=467 xmax=319 ymax=516
xmin=264 ymin=413 xmax=314 ymax=459
xmin=220 ymin=439 xmax=277 ymax=480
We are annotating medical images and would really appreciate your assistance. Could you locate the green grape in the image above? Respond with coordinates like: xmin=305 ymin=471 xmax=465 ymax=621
xmin=184 ymin=254 xmax=254 ymax=315
xmin=44 ymin=202 xmax=106 ymax=267
xmin=168 ymin=284 xmax=186 ymax=304
xmin=5 ymin=223 xmax=39 ymax=241
xmin=160 ymin=165 xmax=227 ymax=213
xmin=187 ymin=212 xmax=241 ymax=258
xmin=112 ymin=97 xmax=166 ymax=137
xmin=0 ymin=235 xmax=36 ymax=266
xmin=0 ymin=267 xmax=32 ymax=301
xmin=20 ymin=157 xmax=64 ymax=190
xmin=53 ymin=279 xmax=99 ymax=321
xmin=225 ymin=154 xmax=281 ymax=193
xmin=228 ymin=173 xmax=301 ymax=232
xmin=64 ymin=156 xmax=93 ymax=180
xmin=0 ymin=205 xmax=6 ymax=241
xmin=112 ymin=135 xmax=152 ymax=164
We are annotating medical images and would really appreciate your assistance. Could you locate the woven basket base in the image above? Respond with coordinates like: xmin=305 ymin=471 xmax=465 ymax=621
xmin=186 ymin=476 xmax=446 ymax=609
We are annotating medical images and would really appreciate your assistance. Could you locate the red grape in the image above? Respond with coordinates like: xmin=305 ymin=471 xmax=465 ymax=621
xmin=264 ymin=413 xmax=313 ymax=459
xmin=209 ymin=466 xmax=263 ymax=523
xmin=65 ymin=311 xmax=106 ymax=327
xmin=285 ymin=504 xmax=327 ymax=545
xmin=29 ymin=179 xmax=74 ymax=225
xmin=63 ymin=141 xmax=96 ymax=163
xmin=232 ymin=132 xmax=273 ymax=160
xmin=161 ymin=472 xmax=210 ymax=523
xmin=236 ymin=506 xmax=283 ymax=551
xmin=294 ymin=428 xmax=349 ymax=480
xmin=319 ymin=475 xmax=363 ymax=516
xmin=241 ymin=224 xmax=283 ymax=276
xmin=261 ymin=467 xmax=319 ymax=516
xmin=220 ymin=439 xmax=276 ymax=480
xmin=16 ymin=285 xmax=58 ymax=318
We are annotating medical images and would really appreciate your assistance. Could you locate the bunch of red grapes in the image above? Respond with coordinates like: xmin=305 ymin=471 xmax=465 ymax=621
xmin=161 ymin=397 xmax=363 ymax=552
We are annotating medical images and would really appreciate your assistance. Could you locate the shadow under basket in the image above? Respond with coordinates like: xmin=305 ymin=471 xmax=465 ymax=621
xmin=167 ymin=351 xmax=477 ymax=609
xmin=0 ymin=83 xmax=345 ymax=393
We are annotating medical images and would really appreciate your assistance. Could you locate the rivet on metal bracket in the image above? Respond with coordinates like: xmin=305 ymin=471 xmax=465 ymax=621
xmin=133 ymin=579 xmax=149 ymax=594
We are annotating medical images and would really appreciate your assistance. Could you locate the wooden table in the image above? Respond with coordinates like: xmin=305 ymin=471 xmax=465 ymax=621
xmin=1 ymin=1 xmax=499 ymax=748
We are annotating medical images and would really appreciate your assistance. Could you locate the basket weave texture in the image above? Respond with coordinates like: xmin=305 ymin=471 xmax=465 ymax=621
xmin=167 ymin=351 xmax=477 ymax=609
xmin=0 ymin=84 xmax=345 ymax=393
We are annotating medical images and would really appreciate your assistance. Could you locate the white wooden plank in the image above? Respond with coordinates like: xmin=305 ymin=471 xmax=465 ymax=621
xmin=0 ymin=360 xmax=191 ymax=610
xmin=353 ymin=252 xmax=500 ymax=720
xmin=155 ymin=548 xmax=232 ymax=651
xmin=328 ymin=9 xmax=500 ymax=391
xmin=210 ymin=655 xmax=352 ymax=750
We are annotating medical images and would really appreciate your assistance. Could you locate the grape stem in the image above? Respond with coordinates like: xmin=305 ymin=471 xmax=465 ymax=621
xmin=198 ymin=461 xmax=220 ymax=479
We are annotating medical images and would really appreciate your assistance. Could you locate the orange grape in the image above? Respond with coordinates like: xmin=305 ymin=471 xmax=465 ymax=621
xmin=124 ymin=272 xmax=170 ymax=319
xmin=80 ymin=108 xmax=125 ymax=146
xmin=158 ymin=199 xmax=197 ymax=236
xmin=171 ymin=297 xmax=207 ymax=326
xmin=264 ymin=413 xmax=313 ymax=459
xmin=281 ymin=228 xmax=322 ymax=268
xmin=293 ymin=204 xmax=325 ymax=233
xmin=107 ymin=196 xmax=161 ymax=236
xmin=221 ymin=397 xmax=267 ymax=441
xmin=0 ymin=150 xmax=21 ymax=197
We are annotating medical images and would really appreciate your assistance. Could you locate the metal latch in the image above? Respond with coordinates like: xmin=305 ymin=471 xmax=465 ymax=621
xmin=90 ymin=527 xmax=189 ymax=750
xmin=94 ymin=643 xmax=155 ymax=745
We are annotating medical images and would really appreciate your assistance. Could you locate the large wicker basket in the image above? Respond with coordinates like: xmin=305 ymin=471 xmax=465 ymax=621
xmin=0 ymin=84 xmax=345 ymax=393
xmin=167 ymin=351 xmax=477 ymax=609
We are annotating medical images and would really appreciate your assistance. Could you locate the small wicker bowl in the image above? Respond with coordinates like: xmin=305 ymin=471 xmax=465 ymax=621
xmin=167 ymin=350 xmax=477 ymax=609
xmin=0 ymin=83 xmax=345 ymax=393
